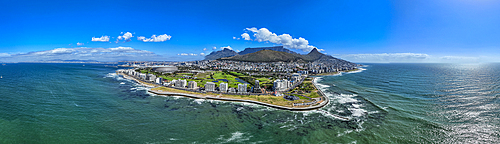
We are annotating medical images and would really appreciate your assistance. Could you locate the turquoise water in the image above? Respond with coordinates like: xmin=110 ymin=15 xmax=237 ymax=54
xmin=0 ymin=63 xmax=499 ymax=143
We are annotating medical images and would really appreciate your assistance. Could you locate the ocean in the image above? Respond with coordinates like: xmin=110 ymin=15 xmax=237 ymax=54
xmin=0 ymin=63 xmax=499 ymax=143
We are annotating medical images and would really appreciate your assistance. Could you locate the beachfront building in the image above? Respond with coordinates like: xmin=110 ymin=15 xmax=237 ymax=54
xmin=219 ymin=82 xmax=228 ymax=92
xmin=139 ymin=73 xmax=147 ymax=80
xmin=274 ymin=79 xmax=290 ymax=91
xmin=177 ymin=79 xmax=187 ymax=88
xmin=274 ymin=79 xmax=282 ymax=91
xmin=155 ymin=77 xmax=163 ymax=84
xmin=170 ymin=79 xmax=177 ymax=87
xmin=174 ymin=79 xmax=187 ymax=88
xmin=253 ymin=80 xmax=262 ymax=93
xmin=147 ymin=74 xmax=156 ymax=82
xmin=255 ymin=80 xmax=260 ymax=89
xmin=188 ymin=81 xmax=197 ymax=89
xmin=180 ymin=79 xmax=187 ymax=88
xmin=238 ymin=83 xmax=247 ymax=93
xmin=205 ymin=82 xmax=216 ymax=92
xmin=229 ymin=88 xmax=236 ymax=93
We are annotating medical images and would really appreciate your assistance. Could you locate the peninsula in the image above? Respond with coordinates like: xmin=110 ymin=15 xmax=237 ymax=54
xmin=117 ymin=47 xmax=359 ymax=114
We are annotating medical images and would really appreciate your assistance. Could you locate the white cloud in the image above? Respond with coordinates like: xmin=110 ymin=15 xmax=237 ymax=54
xmin=137 ymin=34 xmax=172 ymax=42
xmin=335 ymin=53 xmax=429 ymax=63
xmin=0 ymin=47 xmax=159 ymax=62
xmin=233 ymin=36 xmax=240 ymax=40
xmin=200 ymin=53 xmax=205 ymax=56
xmin=243 ymin=27 xmax=316 ymax=52
xmin=178 ymin=53 xmax=188 ymax=56
xmin=241 ymin=33 xmax=251 ymax=40
xmin=213 ymin=47 xmax=217 ymax=50
xmin=235 ymin=50 xmax=240 ymax=52
xmin=203 ymin=48 xmax=207 ymax=51
xmin=77 ymin=42 xmax=84 ymax=46
xmin=137 ymin=36 xmax=146 ymax=41
xmin=221 ymin=46 xmax=232 ymax=50
xmin=118 ymin=32 xmax=133 ymax=42
xmin=0 ymin=53 xmax=11 ymax=57
xmin=189 ymin=53 xmax=197 ymax=56
xmin=91 ymin=36 xmax=110 ymax=42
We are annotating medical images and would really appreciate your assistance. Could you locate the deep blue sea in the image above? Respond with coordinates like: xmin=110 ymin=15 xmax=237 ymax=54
xmin=0 ymin=63 xmax=499 ymax=143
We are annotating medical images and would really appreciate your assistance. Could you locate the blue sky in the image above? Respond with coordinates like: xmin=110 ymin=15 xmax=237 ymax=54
xmin=1 ymin=0 xmax=499 ymax=63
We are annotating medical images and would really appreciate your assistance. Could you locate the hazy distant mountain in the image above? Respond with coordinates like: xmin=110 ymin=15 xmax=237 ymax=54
xmin=46 ymin=59 xmax=99 ymax=62
xmin=204 ymin=49 xmax=239 ymax=60
xmin=238 ymin=46 xmax=298 ymax=55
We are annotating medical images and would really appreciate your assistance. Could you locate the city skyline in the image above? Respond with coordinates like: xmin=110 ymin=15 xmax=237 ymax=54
xmin=1 ymin=0 xmax=500 ymax=63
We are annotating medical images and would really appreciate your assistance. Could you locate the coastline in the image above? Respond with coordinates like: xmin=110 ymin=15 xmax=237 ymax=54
xmin=310 ymin=68 xmax=359 ymax=76
xmin=117 ymin=72 xmax=335 ymax=112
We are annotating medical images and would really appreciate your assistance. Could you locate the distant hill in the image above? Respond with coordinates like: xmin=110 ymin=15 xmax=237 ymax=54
xmin=238 ymin=46 xmax=298 ymax=55
xmin=204 ymin=49 xmax=239 ymax=60
xmin=46 ymin=59 xmax=99 ymax=62
xmin=221 ymin=48 xmax=356 ymax=65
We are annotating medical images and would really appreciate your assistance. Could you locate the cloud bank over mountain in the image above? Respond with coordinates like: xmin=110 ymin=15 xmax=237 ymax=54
xmin=242 ymin=27 xmax=317 ymax=52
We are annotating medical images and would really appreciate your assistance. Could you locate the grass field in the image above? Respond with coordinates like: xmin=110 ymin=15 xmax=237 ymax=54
xmin=153 ymin=71 xmax=251 ymax=89
xmin=177 ymin=73 xmax=194 ymax=76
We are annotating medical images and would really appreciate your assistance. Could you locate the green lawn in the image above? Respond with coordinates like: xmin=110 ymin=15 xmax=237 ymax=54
xmin=160 ymin=76 xmax=175 ymax=81
xmin=194 ymin=72 xmax=210 ymax=79
xmin=158 ymin=71 xmax=251 ymax=89
xmin=177 ymin=73 xmax=194 ymax=76
xmin=256 ymin=77 xmax=271 ymax=83
xmin=228 ymin=71 xmax=245 ymax=77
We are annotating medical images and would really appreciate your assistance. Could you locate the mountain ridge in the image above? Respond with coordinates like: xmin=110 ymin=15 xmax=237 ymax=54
xmin=237 ymin=46 xmax=298 ymax=55
xmin=204 ymin=49 xmax=239 ymax=60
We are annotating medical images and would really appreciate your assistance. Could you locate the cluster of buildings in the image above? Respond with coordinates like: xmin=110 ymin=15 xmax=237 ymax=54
xmin=121 ymin=69 xmax=158 ymax=82
xmin=175 ymin=60 xmax=358 ymax=75
xmin=120 ymin=59 xmax=358 ymax=75
xmin=204 ymin=82 xmax=249 ymax=94
xmin=274 ymin=73 xmax=302 ymax=91
xmin=118 ymin=68 xmax=307 ymax=96
xmin=117 ymin=69 xmax=252 ymax=93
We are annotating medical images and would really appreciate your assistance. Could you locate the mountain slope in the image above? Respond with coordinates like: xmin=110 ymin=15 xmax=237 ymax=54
xmin=221 ymin=50 xmax=303 ymax=62
xmin=221 ymin=48 xmax=357 ymax=66
xmin=238 ymin=46 xmax=298 ymax=55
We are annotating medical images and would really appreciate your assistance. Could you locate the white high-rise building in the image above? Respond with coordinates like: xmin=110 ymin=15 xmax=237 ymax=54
xmin=147 ymin=74 xmax=156 ymax=81
xmin=155 ymin=77 xmax=163 ymax=84
xmin=188 ymin=81 xmax=197 ymax=89
xmin=139 ymin=73 xmax=147 ymax=80
xmin=180 ymin=79 xmax=187 ymax=88
xmin=274 ymin=79 xmax=282 ymax=91
xmin=205 ymin=82 xmax=216 ymax=92
xmin=274 ymin=79 xmax=290 ymax=91
xmin=170 ymin=79 xmax=178 ymax=87
xmin=238 ymin=83 xmax=247 ymax=93
xmin=174 ymin=79 xmax=187 ymax=88
xmin=219 ymin=82 xmax=228 ymax=92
